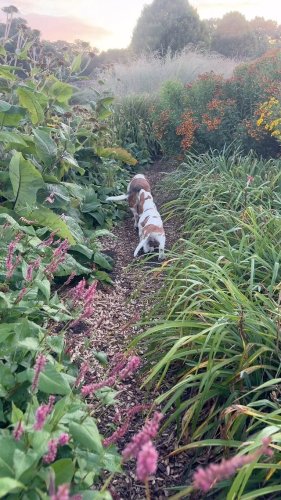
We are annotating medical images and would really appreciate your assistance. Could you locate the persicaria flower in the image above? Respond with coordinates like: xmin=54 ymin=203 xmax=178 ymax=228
xmin=136 ymin=440 xmax=158 ymax=482
xmin=13 ymin=421 xmax=24 ymax=441
xmin=33 ymin=395 xmax=55 ymax=430
xmin=103 ymin=404 xmax=150 ymax=447
xmin=70 ymin=281 xmax=97 ymax=327
xmin=75 ymin=361 xmax=89 ymax=387
xmin=26 ymin=257 xmax=41 ymax=282
xmin=6 ymin=233 xmax=23 ymax=279
xmin=119 ymin=356 xmax=141 ymax=380
xmin=32 ymin=354 xmax=47 ymax=392
xmin=45 ymin=240 xmax=69 ymax=276
xmin=43 ymin=438 xmax=58 ymax=464
xmin=58 ymin=433 xmax=70 ymax=446
xmin=193 ymin=437 xmax=273 ymax=492
xmin=122 ymin=412 xmax=163 ymax=460
xmin=81 ymin=375 xmax=116 ymax=397
xmin=15 ymin=287 xmax=28 ymax=303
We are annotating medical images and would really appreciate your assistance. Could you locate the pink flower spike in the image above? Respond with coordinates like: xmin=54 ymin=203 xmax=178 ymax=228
xmin=119 ymin=355 xmax=141 ymax=380
xmin=75 ymin=362 xmax=89 ymax=387
xmin=15 ymin=287 xmax=28 ymax=303
xmin=81 ymin=375 xmax=116 ymax=397
xmin=43 ymin=438 xmax=58 ymax=464
xmin=246 ymin=175 xmax=254 ymax=187
xmin=136 ymin=440 xmax=158 ymax=482
xmin=32 ymin=354 xmax=47 ymax=392
xmin=193 ymin=437 xmax=273 ymax=492
xmin=122 ymin=412 xmax=163 ymax=460
xmin=34 ymin=396 xmax=55 ymax=431
xmin=58 ymin=433 xmax=70 ymax=446
xmin=13 ymin=421 xmax=24 ymax=441
xmin=50 ymin=483 xmax=70 ymax=500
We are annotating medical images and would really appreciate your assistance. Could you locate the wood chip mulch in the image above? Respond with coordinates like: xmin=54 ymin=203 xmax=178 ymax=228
xmin=65 ymin=160 xmax=193 ymax=499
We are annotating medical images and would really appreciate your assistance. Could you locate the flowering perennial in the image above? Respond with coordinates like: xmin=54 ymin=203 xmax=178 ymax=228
xmin=193 ymin=437 xmax=273 ymax=492
xmin=31 ymin=354 xmax=47 ymax=392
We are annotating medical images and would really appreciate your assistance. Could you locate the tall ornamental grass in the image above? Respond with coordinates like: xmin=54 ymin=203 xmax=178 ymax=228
xmin=133 ymin=150 xmax=281 ymax=498
xmin=98 ymin=49 xmax=239 ymax=97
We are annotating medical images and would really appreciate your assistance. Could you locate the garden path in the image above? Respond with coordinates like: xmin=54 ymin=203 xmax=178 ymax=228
xmin=66 ymin=160 xmax=188 ymax=499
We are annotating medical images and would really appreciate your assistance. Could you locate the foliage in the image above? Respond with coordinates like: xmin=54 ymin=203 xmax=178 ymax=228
xmin=130 ymin=0 xmax=206 ymax=56
xmin=112 ymin=96 xmax=161 ymax=164
xmin=0 ymin=217 xmax=122 ymax=498
xmin=257 ymin=96 xmax=281 ymax=141
xmin=133 ymin=150 xmax=281 ymax=497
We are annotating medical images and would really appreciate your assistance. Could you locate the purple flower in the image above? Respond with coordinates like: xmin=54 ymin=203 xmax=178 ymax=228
xmin=81 ymin=375 xmax=116 ymax=397
xmin=50 ymin=484 xmax=69 ymax=500
xmin=75 ymin=362 xmax=89 ymax=388
xmin=15 ymin=287 xmax=28 ymax=303
xmin=136 ymin=440 xmax=158 ymax=482
xmin=70 ymin=281 xmax=97 ymax=326
xmin=58 ymin=433 xmax=70 ymax=446
xmin=103 ymin=404 xmax=150 ymax=448
xmin=25 ymin=257 xmax=41 ymax=282
xmin=33 ymin=396 xmax=55 ymax=430
xmin=45 ymin=240 xmax=69 ymax=276
xmin=38 ymin=231 xmax=57 ymax=248
xmin=6 ymin=233 xmax=23 ymax=279
xmin=31 ymin=354 xmax=47 ymax=392
xmin=193 ymin=437 xmax=273 ymax=492
xmin=43 ymin=438 xmax=58 ymax=464
xmin=13 ymin=421 xmax=24 ymax=441
xmin=119 ymin=356 xmax=141 ymax=380
xmin=122 ymin=412 xmax=163 ymax=460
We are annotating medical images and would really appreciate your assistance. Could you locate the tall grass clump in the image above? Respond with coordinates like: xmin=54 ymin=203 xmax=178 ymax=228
xmin=134 ymin=150 xmax=281 ymax=498
xmin=98 ymin=49 xmax=239 ymax=97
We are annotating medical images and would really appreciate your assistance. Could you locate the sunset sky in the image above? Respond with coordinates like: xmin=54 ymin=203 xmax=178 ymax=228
xmin=0 ymin=0 xmax=280 ymax=51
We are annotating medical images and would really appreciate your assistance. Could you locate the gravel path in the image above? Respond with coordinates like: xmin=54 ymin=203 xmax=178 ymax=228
xmin=65 ymin=160 xmax=188 ymax=499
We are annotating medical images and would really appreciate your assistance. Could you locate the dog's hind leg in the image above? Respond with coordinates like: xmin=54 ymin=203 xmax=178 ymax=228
xmin=158 ymin=235 xmax=166 ymax=260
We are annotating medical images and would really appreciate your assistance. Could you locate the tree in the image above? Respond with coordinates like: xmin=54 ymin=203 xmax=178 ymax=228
xmin=130 ymin=0 xmax=206 ymax=55
xmin=211 ymin=12 xmax=268 ymax=59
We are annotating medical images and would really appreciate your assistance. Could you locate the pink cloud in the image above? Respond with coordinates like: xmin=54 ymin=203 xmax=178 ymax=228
xmin=24 ymin=13 xmax=111 ymax=43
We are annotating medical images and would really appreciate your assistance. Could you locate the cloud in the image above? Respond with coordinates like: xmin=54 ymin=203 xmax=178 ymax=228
xmin=24 ymin=13 xmax=111 ymax=44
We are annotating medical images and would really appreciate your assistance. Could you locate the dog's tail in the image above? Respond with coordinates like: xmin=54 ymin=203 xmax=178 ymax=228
xmin=134 ymin=239 xmax=145 ymax=258
xmin=106 ymin=194 xmax=128 ymax=202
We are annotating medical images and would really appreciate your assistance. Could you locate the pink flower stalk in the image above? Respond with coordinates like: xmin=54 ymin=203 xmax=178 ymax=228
xmin=70 ymin=281 xmax=97 ymax=326
xmin=45 ymin=192 xmax=55 ymax=204
xmin=103 ymin=405 xmax=150 ymax=447
xmin=51 ymin=484 xmax=70 ymax=500
xmin=6 ymin=233 xmax=23 ymax=278
xmin=15 ymin=287 xmax=28 ymax=303
xmin=193 ymin=437 xmax=273 ymax=492
xmin=13 ymin=421 xmax=24 ymax=441
xmin=81 ymin=375 xmax=116 ymax=397
xmin=58 ymin=433 xmax=70 ymax=446
xmin=136 ymin=440 xmax=158 ymax=482
xmin=43 ymin=438 xmax=58 ymax=463
xmin=45 ymin=240 xmax=69 ymax=276
xmin=122 ymin=412 xmax=163 ymax=460
xmin=26 ymin=257 xmax=41 ymax=282
xmin=38 ymin=231 xmax=57 ymax=248
xmin=109 ymin=353 xmax=128 ymax=377
xmin=33 ymin=395 xmax=55 ymax=430
xmin=246 ymin=175 xmax=254 ymax=187
xmin=75 ymin=362 xmax=89 ymax=387
xmin=71 ymin=278 xmax=86 ymax=306
xmin=119 ymin=356 xmax=141 ymax=380
xmin=31 ymin=354 xmax=47 ymax=392
xmin=64 ymin=271 xmax=76 ymax=287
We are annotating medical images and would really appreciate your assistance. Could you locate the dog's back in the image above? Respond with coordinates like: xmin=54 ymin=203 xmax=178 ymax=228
xmin=128 ymin=175 xmax=151 ymax=210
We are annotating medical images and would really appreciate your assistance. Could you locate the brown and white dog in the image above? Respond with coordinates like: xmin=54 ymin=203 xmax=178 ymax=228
xmin=134 ymin=189 xmax=165 ymax=260
xmin=106 ymin=174 xmax=151 ymax=228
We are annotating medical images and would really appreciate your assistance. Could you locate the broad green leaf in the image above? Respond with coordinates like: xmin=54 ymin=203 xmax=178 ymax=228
xmin=34 ymin=278 xmax=50 ymax=301
xmin=0 ymin=131 xmax=27 ymax=146
xmin=0 ymin=100 xmax=26 ymax=126
xmin=11 ymin=402 xmax=24 ymax=424
xmin=0 ymin=66 xmax=16 ymax=80
xmin=46 ymin=335 xmax=65 ymax=355
xmin=33 ymin=129 xmax=57 ymax=167
xmin=38 ymin=363 xmax=72 ymax=395
xmin=0 ymin=323 xmax=16 ymax=344
xmin=0 ymin=478 xmax=25 ymax=497
xmin=94 ymin=252 xmax=113 ymax=270
xmin=13 ymin=450 xmax=38 ymax=480
xmin=28 ymin=207 xmax=76 ymax=244
xmin=51 ymin=459 xmax=75 ymax=486
xmin=0 ymin=436 xmax=19 ymax=476
xmin=69 ymin=418 xmax=103 ymax=453
xmin=49 ymin=81 xmax=73 ymax=103
xmin=17 ymin=87 xmax=45 ymax=125
xmin=9 ymin=152 xmax=44 ymax=210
